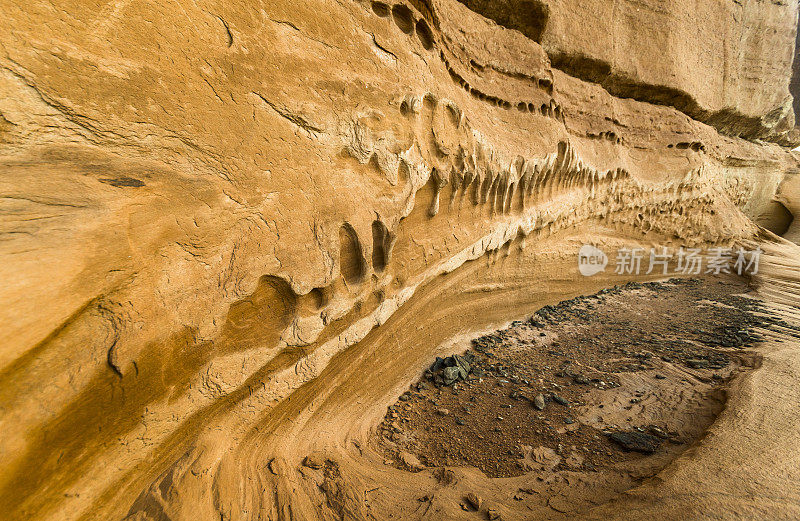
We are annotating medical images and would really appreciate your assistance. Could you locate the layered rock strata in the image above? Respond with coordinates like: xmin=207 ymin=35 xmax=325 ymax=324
xmin=0 ymin=0 xmax=798 ymax=519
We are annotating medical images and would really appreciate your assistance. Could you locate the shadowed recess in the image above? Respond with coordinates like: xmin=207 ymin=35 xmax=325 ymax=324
xmin=372 ymin=220 xmax=390 ymax=272
xmin=392 ymin=4 xmax=415 ymax=34
xmin=340 ymin=223 xmax=367 ymax=287
xmin=456 ymin=0 xmax=549 ymax=43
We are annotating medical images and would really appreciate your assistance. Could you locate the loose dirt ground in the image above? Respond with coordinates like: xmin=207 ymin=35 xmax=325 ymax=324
xmin=373 ymin=275 xmax=784 ymax=513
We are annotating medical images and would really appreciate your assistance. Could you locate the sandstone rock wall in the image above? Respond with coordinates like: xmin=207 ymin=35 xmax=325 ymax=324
xmin=458 ymin=0 xmax=799 ymax=142
xmin=0 ymin=0 xmax=797 ymax=519
xmin=791 ymin=12 xmax=800 ymax=128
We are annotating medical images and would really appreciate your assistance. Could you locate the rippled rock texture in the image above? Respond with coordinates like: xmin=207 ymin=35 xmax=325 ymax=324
xmin=0 ymin=0 xmax=798 ymax=519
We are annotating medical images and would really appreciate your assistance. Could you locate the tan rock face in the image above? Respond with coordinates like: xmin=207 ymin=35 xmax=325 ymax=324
xmin=791 ymin=14 xmax=800 ymax=128
xmin=459 ymin=0 xmax=799 ymax=142
xmin=0 ymin=0 xmax=797 ymax=519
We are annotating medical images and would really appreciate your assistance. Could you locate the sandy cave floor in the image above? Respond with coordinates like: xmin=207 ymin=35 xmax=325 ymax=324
xmin=366 ymin=275 xmax=798 ymax=516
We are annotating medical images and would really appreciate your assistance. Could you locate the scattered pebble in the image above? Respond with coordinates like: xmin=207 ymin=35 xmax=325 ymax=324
xmin=465 ymin=492 xmax=482 ymax=510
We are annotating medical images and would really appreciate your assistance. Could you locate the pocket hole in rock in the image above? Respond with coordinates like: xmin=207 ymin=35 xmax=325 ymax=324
xmin=372 ymin=220 xmax=390 ymax=272
xmin=372 ymin=1 xmax=390 ymax=17
xmin=392 ymin=4 xmax=414 ymax=34
xmin=415 ymin=19 xmax=434 ymax=50
xmin=340 ymin=223 xmax=367 ymax=287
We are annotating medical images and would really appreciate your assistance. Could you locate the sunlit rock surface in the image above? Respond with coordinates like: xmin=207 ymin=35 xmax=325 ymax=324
xmin=0 ymin=0 xmax=799 ymax=519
